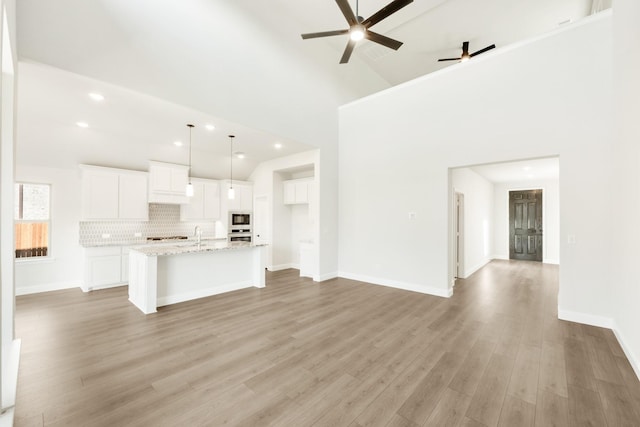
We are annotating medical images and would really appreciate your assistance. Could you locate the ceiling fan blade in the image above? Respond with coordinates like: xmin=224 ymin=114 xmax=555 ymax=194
xmin=462 ymin=41 xmax=469 ymax=56
xmin=335 ymin=0 xmax=357 ymax=26
xmin=365 ymin=31 xmax=403 ymax=50
xmin=470 ymin=44 xmax=496 ymax=57
xmin=362 ymin=0 xmax=413 ymax=28
xmin=438 ymin=58 xmax=461 ymax=62
xmin=340 ymin=39 xmax=357 ymax=64
xmin=301 ymin=29 xmax=349 ymax=39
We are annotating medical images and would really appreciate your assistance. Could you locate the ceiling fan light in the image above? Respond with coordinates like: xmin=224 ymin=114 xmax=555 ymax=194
xmin=461 ymin=54 xmax=470 ymax=63
xmin=350 ymin=25 xmax=366 ymax=41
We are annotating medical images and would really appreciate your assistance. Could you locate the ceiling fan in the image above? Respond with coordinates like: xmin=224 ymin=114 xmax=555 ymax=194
xmin=438 ymin=41 xmax=496 ymax=63
xmin=301 ymin=0 xmax=413 ymax=64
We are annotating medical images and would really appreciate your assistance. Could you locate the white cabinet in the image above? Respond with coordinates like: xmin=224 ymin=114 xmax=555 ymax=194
xmin=180 ymin=178 xmax=221 ymax=221
xmin=83 ymin=246 xmax=131 ymax=291
xmin=148 ymin=161 xmax=189 ymax=204
xmin=224 ymin=181 xmax=253 ymax=212
xmin=80 ymin=165 xmax=148 ymax=220
xmin=283 ymin=178 xmax=313 ymax=205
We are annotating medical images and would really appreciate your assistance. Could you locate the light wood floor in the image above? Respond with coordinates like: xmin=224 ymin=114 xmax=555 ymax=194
xmin=14 ymin=260 xmax=640 ymax=426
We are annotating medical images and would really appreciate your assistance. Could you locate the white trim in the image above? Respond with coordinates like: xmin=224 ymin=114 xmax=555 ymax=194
xmin=268 ymin=263 xmax=295 ymax=272
xmin=492 ymin=255 xmax=509 ymax=261
xmin=1 ymin=339 xmax=20 ymax=411
xmin=558 ymin=309 xmax=614 ymax=329
xmin=462 ymin=258 xmax=491 ymax=279
xmin=612 ymin=326 xmax=640 ymax=382
xmin=338 ymin=271 xmax=452 ymax=298
xmin=84 ymin=282 xmax=126 ymax=292
xmin=543 ymin=258 xmax=559 ymax=265
xmin=157 ymin=280 xmax=254 ymax=307
xmin=16 ymin=280 xmax=81 ymax=296
xmin=558 ymin=308 xmax=640 ymax=382
xmin=316 ymin=271 xmax=338 ymax=282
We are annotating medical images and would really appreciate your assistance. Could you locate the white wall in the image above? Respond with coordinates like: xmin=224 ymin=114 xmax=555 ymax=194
xmin=339 ymin=12 xmax=613 ymax=312
xmin=610 ymin=0 xmax=640 ymax=378
xmin=493 ymin=179 xmax=560 ymax=264
xmin=14 ymin=165 xmax=83 ymax=294
xmin=249 ymin=150 xmax=319 ymax=276
xmin=451 ymin=168 xmax=494 ymax=278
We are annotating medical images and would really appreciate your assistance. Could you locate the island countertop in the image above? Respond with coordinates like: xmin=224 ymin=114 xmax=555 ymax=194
xmin=130 ymin=241 xmax=267 ymax=257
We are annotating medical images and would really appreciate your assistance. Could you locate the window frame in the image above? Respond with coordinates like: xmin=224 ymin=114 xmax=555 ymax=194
xmin=14 ymin=182 xmax=52 ymax=261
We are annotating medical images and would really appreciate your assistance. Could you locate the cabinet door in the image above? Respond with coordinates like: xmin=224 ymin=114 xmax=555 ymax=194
xmin=240 ymin=186 xmax=253 ymax=211
xmin=294 ymin=181 xmax=308 ymax=204
xmin=119 ymin=173 xmax=148 ymax=220
xmin=180 ymin=182 xmax=204 ymax=220
xmin=171 ymin=168 xmax=188 ymax=193
xmin=83 ymin=171 xmax=119 ymax=219
xmin=121 ymin=247 xmax=130 ymax=283
xmin=203 ymin=182 xmax=220 ymax=220
xmin=87 ymin=255 xmax=122 ymax=287
xmin=150 ymin=164 xmax=173 ymax=193
xmin=284 ymin=182 xmax=295 ymax=205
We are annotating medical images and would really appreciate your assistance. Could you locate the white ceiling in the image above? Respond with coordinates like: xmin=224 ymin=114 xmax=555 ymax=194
xmin=14 ymin=0 xmax=603 ymax=177
xmin=470 ymin=157 xmax=559 ymax=183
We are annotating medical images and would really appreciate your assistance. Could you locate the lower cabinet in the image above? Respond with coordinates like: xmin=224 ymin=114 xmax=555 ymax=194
xmin=83 ymin=246 xmax=131 ymax=291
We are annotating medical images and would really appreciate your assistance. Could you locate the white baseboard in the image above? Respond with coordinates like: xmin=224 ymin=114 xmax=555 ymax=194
xmin=492 ymin=255 xmax=509 ymax=261
xmin=268 ymin=263 xmax=296 ymax=272
xmin=543 ymin=258 xmax=560 ymax=265
xmin=16 ymin=280 xmax=81 ymax=296
xmin=84 ymin=282 xmax=127 ymax=292
xmin=558 ymin=308 xmax=639 ymax=381
xmin=157 ymin=280 xmax=254 ymax=307
xmin=316 ymin=271 xmax=338 ymax=282
xmin=338 ymin=271 xmax=452 ymax=298
xmin=462 ymin=258 xmax=491 ymax=279
xmin=612 ymin=326 xmax=640 ymax=382
xmin=558 ymin=309 xmax=614 ymax=329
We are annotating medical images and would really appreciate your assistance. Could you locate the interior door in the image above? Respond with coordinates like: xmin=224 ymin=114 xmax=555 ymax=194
xmin=509 ymin=189 xmax=543 ymax=262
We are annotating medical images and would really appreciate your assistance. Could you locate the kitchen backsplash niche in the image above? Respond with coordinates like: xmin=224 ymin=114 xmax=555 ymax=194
xmin=79 ymin=203 xmax=218 ymax=246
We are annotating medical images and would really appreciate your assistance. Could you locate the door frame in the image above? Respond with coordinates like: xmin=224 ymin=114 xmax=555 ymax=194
xmin=454 ymin=191 xmax=465 ymax=280
xmin=507 ymin=186 xmax=545 ymax=262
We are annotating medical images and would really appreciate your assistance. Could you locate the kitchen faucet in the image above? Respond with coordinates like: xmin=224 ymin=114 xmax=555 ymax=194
xmin=194 ymin=226 xmax=202 ymax=245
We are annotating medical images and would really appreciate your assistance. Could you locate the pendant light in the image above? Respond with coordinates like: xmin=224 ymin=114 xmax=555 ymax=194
xmin=185 ymin=124 xmax=195 ymax=197
xmin=228 ymin=135 xmax=235 ymax=199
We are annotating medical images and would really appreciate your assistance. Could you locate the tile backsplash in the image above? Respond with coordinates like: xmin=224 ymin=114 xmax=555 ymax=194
xmin=79 ymin=204 xmax=219 ymax=246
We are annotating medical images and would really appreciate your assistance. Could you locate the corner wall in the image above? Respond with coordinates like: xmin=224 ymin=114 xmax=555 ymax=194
xmin=339 ymin=13 xmax=613 ymax=313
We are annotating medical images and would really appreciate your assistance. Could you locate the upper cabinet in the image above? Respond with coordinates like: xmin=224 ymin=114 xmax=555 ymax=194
xmin=283 ymin=178 xmax=314 ymax=205
xmin=180 ymin=178 xmax=221 ymax=221
xmin=223 ymin=181 xmax=253 ymax=212
xmin=80 ymin=165 xmax=148 ymax=220
xmin=148 ymin=161 xmax=189 ymax=204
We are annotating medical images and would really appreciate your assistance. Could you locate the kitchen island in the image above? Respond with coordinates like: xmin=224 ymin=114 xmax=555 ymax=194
xmin=128 ymin=241 xmax=266 ymax=314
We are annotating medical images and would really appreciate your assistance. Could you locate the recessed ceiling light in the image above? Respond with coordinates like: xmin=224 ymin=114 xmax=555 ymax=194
xmin=523 ymin=166 xmax=532 ymax=171
xmin=173 ymin=141 xmax=183 ymax=147
xmin=527 ymin=174 xmax=534 ymax=179
xmin=274 ymin=143 xmax=283 ymax=149
xmin=76 ymin=122 xmax=89 ymax=128
xmin=205 ymin=124 xmax=215 ymax=131
xmin=88 ymin=92 xmax=104 ymax=102
xmin=234 ymin=151 xmax=246 ymax=159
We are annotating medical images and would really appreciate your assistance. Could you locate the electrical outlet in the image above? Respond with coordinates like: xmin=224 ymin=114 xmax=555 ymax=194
xmin=567 ymin=235 xmax=576 ymax=244
xmin=408 ymin=212 xmax=417 ymax=220
xmin=101 ymin=233 xmax=110 ymax=239
xmin=134 ymin=232 xmax=142 ymax=237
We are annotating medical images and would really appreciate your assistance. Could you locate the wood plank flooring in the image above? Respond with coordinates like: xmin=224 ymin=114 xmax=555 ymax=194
xmin=14 ymin=260 xmax=640 ymax=426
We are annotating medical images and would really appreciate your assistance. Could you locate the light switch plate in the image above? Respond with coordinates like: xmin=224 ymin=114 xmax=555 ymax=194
xmin=408 ymin=212 xmax=417 ymax=220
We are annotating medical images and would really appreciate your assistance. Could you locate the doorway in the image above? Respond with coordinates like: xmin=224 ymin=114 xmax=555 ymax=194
xmin=454 ymin=192 xmax=464 ymax=279
xmin=509 ymin=189 xmax=543 ymax=262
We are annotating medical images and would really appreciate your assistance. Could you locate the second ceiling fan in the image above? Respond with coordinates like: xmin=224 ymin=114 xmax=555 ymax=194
xmin=301 ymin=0 xmax=413 ymax=64
xmin=438 ymin=41 xmax=496 ymax=63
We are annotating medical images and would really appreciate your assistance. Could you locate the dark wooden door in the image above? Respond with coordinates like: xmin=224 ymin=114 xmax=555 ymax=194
xmin=509 ymin=189 xmax=543 ymax=262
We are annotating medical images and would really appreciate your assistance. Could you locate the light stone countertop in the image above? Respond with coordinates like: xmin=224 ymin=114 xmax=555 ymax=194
xmin=130 ymin=240 xmax=267 ymax=257
xmin=81 ymin=237 xmax=227 ymax=248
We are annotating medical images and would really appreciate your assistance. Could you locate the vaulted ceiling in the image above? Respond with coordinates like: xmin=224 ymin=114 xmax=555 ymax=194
xmin=15 ymin=0 xmax=602 ymax=177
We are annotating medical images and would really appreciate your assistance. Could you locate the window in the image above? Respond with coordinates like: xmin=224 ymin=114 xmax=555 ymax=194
xmin=14 ymin=183 xmax=50 ymax=259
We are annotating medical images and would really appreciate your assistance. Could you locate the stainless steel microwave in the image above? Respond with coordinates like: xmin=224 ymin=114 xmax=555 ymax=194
xmin=229 ymin=212 xmax=251 ymax=227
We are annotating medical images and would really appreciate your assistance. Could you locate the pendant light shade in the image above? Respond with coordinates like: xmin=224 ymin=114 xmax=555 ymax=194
xmin=228 ymin=135 xmax=235 ymax=199
xmin=186 ymin=124 xmax=195 ymax=197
